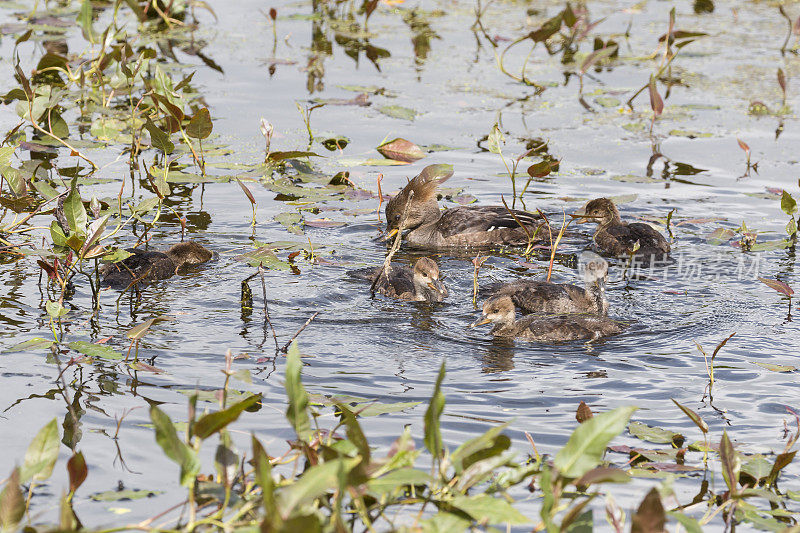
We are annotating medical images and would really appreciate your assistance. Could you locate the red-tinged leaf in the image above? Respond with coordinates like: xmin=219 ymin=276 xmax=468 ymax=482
xmin=236 ymin=179 xmax=256 ymax=205
xmin=580 ymin=44 xmax=618 ymax=75
xmin=527 ymin=160 xmax=558 ymax=178
xmin=778 ymin=68 xmax=787 ymax=95
xmin=767 ymin=450 xmax=796 ymax=485
xmin=269 ymin=7 xmax=277 ymax=20
xmin=96 ymin=337 xmax=112 ymax=344
xmin=737 ymin=138 xmax=750 ymax=154
xmin=37 ymin=260 xmax=58 ymax=280
xmin=287 ymin=251 xmax=301 ymax=261
xmin=671 ymin=399 xmax=708 ymax=434
xmin=631 ymin=487 xmax=666 ymax=533
xmin=648 ymin=76 xmax=663 ymax=117
xmin=794 ymin=15 xmax=800 ymax=35
xmin=576 ymin=401 xmax=593 ymax=423
xmin=67 ymin=452 xmax=87 ymax=493
xmin=130 ymin=361 xmax=164 ymax=373
xmin=376 ymin=138 xmax=425 ymax=163
xmin=574 ymin=466 xmax=628 ymax=486
xmin=186 ymin=108 xmax=213 ymax=140
xmin=719 ymin=431 xmax=740 ymax=495
xmin=758 ymin=277 xmax=794 ymax=297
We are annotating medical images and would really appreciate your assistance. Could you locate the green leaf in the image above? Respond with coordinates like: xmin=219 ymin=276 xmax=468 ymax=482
xmin=186 ymin=108 xmax=213 ymax=139
xmin=766 ymin=450 xmax=796 ymax=485
xmin=68 ymin=341 xmax=124 ymax=360
xmin=63 ymin=179 xmax=87 ymax=238
xmin=275 ymin=458 xmax=358 ymax=519
xmin=127 ymin=316 xmax=171 ymax=341
xmin=366 ymin=468 xmax=431 ymax=494
xmin=193 ymin=393 xmax=261 ymax=439
xmin=335 ymin=403 xmax=370 ymax=467
xmin=420 ymin=511 xmax=471 ymax=533
xmin=266 ymin=150 xmax=321 ymax=162
xmin=252 ymin=435 xmax=277 ymax=521
xmin=45 ymin=300 xmax=68 ymax=319
xmin=285 ymin=341 xmax=311 ymax=440
xmin=667 ymin=511 xmax=702 ymax=533
xmin=423 ymin=361 xmax=446 ymax=459
xmin=753 ymin=361 xmax=796 ymax=372
xmin=450 ymin=421 xmax=511 ymax=474
xmin=3 ymin=337 xmax=54 ymax=353
xmin=234 ymin=246 xmax=293 ymax=270
xmin=781 ymin=191 xmax=797 ymax=216
xmin=740 ymin=454 xmax=772 ymax=482
xmin=377 ymin=105 xmax=418 ymax=121
xmin=554 ymin=406 xmax=638 ymax=478
xmin=719 ymin=430 xmax=740 ymax=495
xmin=451 ymin=494 xmax=529 ymax=525
xmin=77 ymin=0 xmax=95 ymax=43
xmin=487 ymin=123 xmax=504 ymax=154
xmin=149 ymin=404 xmax=200 ymax=488
xmin=628 ymin=421 xmax=684 ymax=445
xmin=20 ymin=418 xmax=59 ymax=483
xmin=144 ymin=118 xmax=174 ymax=155
xmin=89 ymin=488 xmax=161 ymax=501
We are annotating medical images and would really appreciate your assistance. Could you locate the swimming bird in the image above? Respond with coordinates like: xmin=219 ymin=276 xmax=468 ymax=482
xmin=101 ymin=241 xmax=213 ymax=289
xmin=384 ymin=164 xmax=545 ymax=249
xmin=470 ymin=295 xmax=625 ymax=342
xmin=349 ymin=257 xmax=448 ymax=302
xmin=574 ymin=198 xmax=670 ymax=260
xmin=490 ymin=252 xmax=609 ymax=315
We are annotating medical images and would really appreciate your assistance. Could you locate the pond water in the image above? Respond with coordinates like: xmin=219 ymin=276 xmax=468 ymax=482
xmin=1 ymin=0 xmax=799 ymax=528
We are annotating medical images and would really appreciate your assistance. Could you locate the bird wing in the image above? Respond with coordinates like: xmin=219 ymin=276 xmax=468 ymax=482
xmin=437 ymin=206 xmax=542 ymax=238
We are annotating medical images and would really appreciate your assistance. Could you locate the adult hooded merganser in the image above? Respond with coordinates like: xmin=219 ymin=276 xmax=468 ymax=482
xmin=575 ymin=198 xmax=670 ymax=260
xmin=350 ymin=257 xmax=448 ymax=302
xmin=491 ymin=252 xmax=609 ymax=315
xmin=470 ymin=295 xmax=625 ymax=342
xmin=384 ymin=164 xmax=545 ymax=249
xmin=101 ymin=241 xmax=213 ymax=289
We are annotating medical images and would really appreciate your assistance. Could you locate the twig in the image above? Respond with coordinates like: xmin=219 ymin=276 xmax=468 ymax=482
xmin=370 ymin=190 xmax=414 ymax=295
xmin=280 ymin=311 xmax=319 ymax=353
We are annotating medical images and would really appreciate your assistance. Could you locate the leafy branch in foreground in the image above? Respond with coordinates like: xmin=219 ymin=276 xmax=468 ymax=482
xmin=1 ymin=342 xmax=798 ymax=532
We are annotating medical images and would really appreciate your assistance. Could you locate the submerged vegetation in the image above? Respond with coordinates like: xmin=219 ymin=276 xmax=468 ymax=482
xmin=0 ymin=0 xmax=799 ymax=530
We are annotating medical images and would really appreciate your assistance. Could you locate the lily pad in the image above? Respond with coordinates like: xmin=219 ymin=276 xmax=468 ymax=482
xmin=68 ymin=341 xmax=124 ymax=361
xmin=753 ymin=362 xmax=796 ymax=372
xmin=377 ymin=105 xmax=418 ymax=121
xmin=90 ymin=489 xmax=162 ymax=502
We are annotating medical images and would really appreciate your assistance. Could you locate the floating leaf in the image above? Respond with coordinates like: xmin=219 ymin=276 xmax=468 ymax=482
xmin=554 ymin=406 xmax=637 ymax=478
xmin=580 ymin=44 xmax=618 ymax=75
xmin=629 ymin=421 xmax=684 ymax=446
xmin=753 ymin=362 xmax=796 ymax=372
xmin=376 ymin=138 xmax=425 ymax=162
xmin=235 ymin=246 xmax=292 ymax=271
xmin=377 ymin=105 xmax=418 ymax=121
xmin=304 ymin=218 xmax=345 ymax=228
xmin=706 ymin=227 xmax=735 ymax=245
xmin=3 ymin=337 xmax=54 ymax=353
xmin=89 ymin=489 xmax=162 ymax=502
xmin=527 ymin=160 xmax=558 ymax=178
xmin=758 ymin=277 xmax=793 ymax=297
xmin=267 ymin=151 xmax=321 ymax=162
xmin=68 ymin=341 xmax=123 ymax=360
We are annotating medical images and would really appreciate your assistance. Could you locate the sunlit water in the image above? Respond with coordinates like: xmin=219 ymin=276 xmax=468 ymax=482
xmin=1 ymin=0 xmax=799 ymax=527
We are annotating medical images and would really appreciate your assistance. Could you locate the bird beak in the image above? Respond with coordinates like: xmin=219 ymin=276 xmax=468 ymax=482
xmin=570 ymin=213 xmax=602 ymax=224
xmin=428 ymin=279 xmax=447 ymax=294
xmin=470 ymin=316 xmax=491 ymax=328
xmin=378 ymin=228 xmax=399 ymax=242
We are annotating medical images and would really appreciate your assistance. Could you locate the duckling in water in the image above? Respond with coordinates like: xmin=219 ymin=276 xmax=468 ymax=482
xmin=575 ymin=198 xmax=670 ymax=260
xmin=384 ymin=164 xmax=545 ymax=250
xmin=349 ymin=257 xmax=448 ymax=302
xmin=101 ymin=241 xmax=213 ymax=289
xmin=491 ymin=252 xmax=609 ymax=315
xmin=470 ymin=295 xmax=625 ymax=342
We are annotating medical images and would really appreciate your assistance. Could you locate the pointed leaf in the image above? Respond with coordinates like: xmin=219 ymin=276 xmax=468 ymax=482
xmin=186 ymin=108 xmax=213 ymax=139
xmin=423 ymin=361 xmax=446 ymax=459
xmin=671 ymin=399 xmax=708 ymax=433
xmin=554 ymin=406 xmax=638 ymax=478
xmin=20 ymin=418 xmax=59 ymax=483
xmin=649 ymin=76 xmax=663 ymax=117
xmin=144 ymin=118 xmax=174 ymax=155
xmin=376 ymin=138 xmax=425 ymax=162
xmin=193 ymin=393 xmax=262 ymax=439
xmin=758 ymin=277 xmax=793 ymax=297
xmin=285 ymin=341 xmax=311 ymax=440
xmin=0 ymin=468 xmax=24 ymax=530
xmin=631 ymin=488 xmax=666 ymax=533
xmin=719 ymin=430 xmax=740 ymax=495
xmin=149 ymin=404 xmax=200 ymax=488
xmin=781 ymin=191 xmax=797 ymax=216
xmin=580 ymin=44 xmax=618 ymax=75
xmin=67 ymin=452 xmax=88 ymax=493
xmin=487 ymin=123 xmax=504 ymax=154
xmin=576 ymin=401 xmax=593 ymax=423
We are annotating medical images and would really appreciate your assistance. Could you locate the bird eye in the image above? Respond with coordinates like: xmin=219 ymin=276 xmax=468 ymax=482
xmin=491 ymin=308 xmax=498 ymax=313
xmin=394 ymin=214 xmax=401 ymax=221
xmin=422 ymin=272 xmax=428 ymax=277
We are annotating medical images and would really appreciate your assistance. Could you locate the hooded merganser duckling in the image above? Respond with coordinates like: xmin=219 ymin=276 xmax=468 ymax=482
xmin=350 ymin=257 xmax=448 ymax=302
xmin=470 ymin=295 xmax=625 ymax=342
xmin=575 ymin=198 xmax=670 ymax=260
xmin=384 ymin=164 xmax=545 ymax=249
xmin=491 ymin=252 xmax=609 ymax=315
xmin=101 ymin=241 xmax=213 ymax=289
